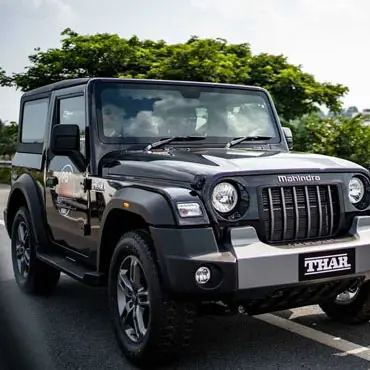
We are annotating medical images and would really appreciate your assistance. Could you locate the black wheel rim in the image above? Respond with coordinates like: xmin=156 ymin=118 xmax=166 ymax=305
xmin=117 ymin=255 xmax=150 ymax=343
xmin=15 ymin=221 xmax=31 ymax=279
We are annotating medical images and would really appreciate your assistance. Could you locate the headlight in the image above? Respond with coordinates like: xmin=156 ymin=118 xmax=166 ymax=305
xmin=212 ymin=182 xmax=238 ymax=213
xmin=349 ymin=177 xmax=365 ymax=204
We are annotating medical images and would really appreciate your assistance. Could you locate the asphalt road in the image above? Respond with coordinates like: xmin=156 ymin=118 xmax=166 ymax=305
xmin=1 ymin=185 xmax=370 ymax=370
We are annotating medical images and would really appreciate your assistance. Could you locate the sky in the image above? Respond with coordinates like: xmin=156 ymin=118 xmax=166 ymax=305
xmin=0 ymin=0 xmax=369 ymax=122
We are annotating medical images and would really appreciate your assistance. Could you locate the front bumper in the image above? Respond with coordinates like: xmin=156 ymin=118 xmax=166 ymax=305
xmin=231 ymin=215 xmax=370 ymax=290
xmin=150 ymin=216 xmax=370 ymax=304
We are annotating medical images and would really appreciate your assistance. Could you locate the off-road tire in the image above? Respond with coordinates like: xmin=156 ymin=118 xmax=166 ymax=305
xmin=108 ymin=229 xmax=196 ymax=368
xmin=11 ymin=206 xmax=60 ymax=296
xmin=319 ymin=281 xmax=370 ymax=325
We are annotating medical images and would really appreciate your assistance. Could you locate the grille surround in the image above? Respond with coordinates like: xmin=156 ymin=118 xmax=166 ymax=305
xmin=261 ymin=184 xmax=341 ymax=243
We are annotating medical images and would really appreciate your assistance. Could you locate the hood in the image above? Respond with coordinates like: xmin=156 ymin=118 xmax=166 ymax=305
xmin=104 ymin=148 xmax=365 ymax=182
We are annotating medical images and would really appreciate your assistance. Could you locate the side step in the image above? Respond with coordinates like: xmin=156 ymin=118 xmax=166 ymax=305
xmin=37 ymin=251 xmax=106 ymax=286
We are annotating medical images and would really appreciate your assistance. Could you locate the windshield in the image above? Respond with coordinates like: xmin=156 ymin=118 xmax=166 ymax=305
xmin=94 ymin=81 xmax=280 ymax=145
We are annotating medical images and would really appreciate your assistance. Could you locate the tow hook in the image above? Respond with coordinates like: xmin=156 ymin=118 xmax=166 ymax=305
xmin=238 ymin=305 xmax=245 ymax=314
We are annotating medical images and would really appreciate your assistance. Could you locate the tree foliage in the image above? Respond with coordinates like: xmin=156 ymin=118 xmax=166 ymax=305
xmin=288 ymin=113 xmax=370 ymax=169
xmin=0 ymin=28 xmax=348 ymax=121
xmin=0 ymin=120 xmax=17 ymax=159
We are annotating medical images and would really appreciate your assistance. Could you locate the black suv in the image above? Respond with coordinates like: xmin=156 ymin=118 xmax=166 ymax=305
xmin=5 ymin=77 xmax=370 ymax=367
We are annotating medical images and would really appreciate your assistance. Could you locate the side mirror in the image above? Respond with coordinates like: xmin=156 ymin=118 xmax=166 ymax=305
xmin=282 ymin=126 xmax=293 ymax=150
xmin=50 ymin=124 xmax=87 ymax=171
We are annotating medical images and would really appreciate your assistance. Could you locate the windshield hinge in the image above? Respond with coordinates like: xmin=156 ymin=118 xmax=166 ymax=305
xmin=191 ymin=175 xmax=206 ymax=190
xmin=83 ymin=222 xmax=91 ymax=236
xmin=83 ymin=178 xmax=92 ymax=192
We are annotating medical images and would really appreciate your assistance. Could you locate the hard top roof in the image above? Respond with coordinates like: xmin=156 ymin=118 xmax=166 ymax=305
xmin=22 ymin=77 xmax=266 ymax=97
xmin=22 ymin=78 xmax=91 ymax=97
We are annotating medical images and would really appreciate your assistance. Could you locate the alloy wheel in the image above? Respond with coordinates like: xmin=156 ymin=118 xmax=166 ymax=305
xmin=15 ymin=221 xmax=31 ymax=279
xmin=116 ymin=255 xmax=150 ymax=343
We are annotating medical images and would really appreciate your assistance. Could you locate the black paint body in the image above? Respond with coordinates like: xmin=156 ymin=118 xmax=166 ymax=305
xmin=4 ymin=78 xmax=370 ymax=313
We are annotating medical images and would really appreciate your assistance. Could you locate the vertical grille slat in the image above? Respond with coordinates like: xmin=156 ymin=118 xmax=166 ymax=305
xmin=280 ymin=187 xmax=287 ymax=240
xmin=267 ymin=188 xmax=275 ymax=241
xmin=305 ymin=186 xmax=311 ymax=239
xmin=262 ymin=184 xmax=340 ymax=243
xmin=328 ymin=185 xmax=334 ymax=235
xmin=292 ymin=186 xmax=299 ymax=239
xmin=316 ymin=185 xmax=323 ymax=237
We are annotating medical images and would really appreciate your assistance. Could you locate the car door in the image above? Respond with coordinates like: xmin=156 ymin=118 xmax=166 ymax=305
xmin=44 ymin=87 xmax=94 ymax=257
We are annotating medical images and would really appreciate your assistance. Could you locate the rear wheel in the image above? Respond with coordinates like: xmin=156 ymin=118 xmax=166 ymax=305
xmin=319 ymin=281 xmax=370 ymax=324
xmin=11 ymin=206 xmax=60 ymax=296
xmin=108 ymin=230 xmax=196 ymax=368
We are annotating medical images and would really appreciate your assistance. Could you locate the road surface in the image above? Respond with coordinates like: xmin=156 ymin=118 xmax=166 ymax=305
xmin=1 ymin=184 xmax=370 ymax=369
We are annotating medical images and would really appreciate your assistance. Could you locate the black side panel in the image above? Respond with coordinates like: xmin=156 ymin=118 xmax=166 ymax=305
xmin=100 ymin=187 xmax=176 ymax=228
xmin=6 ymin=173 xmax=49 ymax=249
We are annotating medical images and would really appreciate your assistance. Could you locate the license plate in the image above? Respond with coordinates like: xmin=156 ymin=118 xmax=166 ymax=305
xmin=298 ymin=248 xmax=356 ymax=281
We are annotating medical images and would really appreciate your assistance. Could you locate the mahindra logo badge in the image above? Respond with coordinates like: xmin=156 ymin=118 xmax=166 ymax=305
xmin=277 ymin=174 xmax=321 ymax=183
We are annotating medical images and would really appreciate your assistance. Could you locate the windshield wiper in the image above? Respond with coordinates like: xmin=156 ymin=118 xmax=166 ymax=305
xmin=144 ymin=136 xmax=207 ymax=151
xmin=225 ymin=135 xmax=272 ymax=148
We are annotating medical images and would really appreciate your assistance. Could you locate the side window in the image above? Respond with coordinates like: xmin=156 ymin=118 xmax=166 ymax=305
xmin=21 ymin=98 xmax=49 ymax=143
xmin=58 ymin=95 xmax=86 ymax=156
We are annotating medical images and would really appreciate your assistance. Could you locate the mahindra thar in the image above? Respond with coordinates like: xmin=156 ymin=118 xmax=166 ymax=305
xmin=4 ymin=77 xmax=370 ymax=367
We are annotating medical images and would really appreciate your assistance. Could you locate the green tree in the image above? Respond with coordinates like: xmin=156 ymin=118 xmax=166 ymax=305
xmin=0 ymin=120 xmax=17 ymax=159
xmin=0 ymin=67 xmax=11 ymax=87
xmin=0 ymin=28 xmax=348 ymax=121
xmin=246 ymin=54 xmax=348 ymax=122
xmin=144 ymin=37 xmax=251 ymax=84
xmin=288 ymin=113 xmax=370 ymax=168
xmin=347 ymin=106 xmax=359 ymax=116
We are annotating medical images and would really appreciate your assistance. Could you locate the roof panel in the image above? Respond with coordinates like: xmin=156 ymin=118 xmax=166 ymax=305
xmin=21 ymin=77 xmax=265 ymax=98
xmin=22 ymin=78 xmax=91 ymax=97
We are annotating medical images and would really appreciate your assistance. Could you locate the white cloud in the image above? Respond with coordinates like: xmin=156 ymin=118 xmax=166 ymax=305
xmin=190 ymin=0 xmax=284 ymax=23
xmin=30 ymin=0 xmax=74 ymax=22
xmin=0 ymin=0 xmax=369 ymax=121
xmin=301 ymin=0 xmax=368 ymax=15
xmin=189 ymin=0 xmax=370 ymax=110
xmin=32 ymin=0 xmax=42 ymax=8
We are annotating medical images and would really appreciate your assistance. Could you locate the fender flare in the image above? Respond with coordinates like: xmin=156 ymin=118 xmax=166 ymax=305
xmin=99 ymin=187 xmax=177 ymax=235
xmin=6 ymin=173 xmax=49 ymax=248
xmin=97 ymin=187 xmax=177 ymax=272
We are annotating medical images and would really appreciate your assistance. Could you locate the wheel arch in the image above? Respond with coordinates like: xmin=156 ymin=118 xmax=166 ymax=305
xmin=6 ymin=173 xmax=49 ymax=248
xmin=97 ymin=187 xmax=177 ymax=275
xmin=98 ymin=208 xmax=152 ymax=275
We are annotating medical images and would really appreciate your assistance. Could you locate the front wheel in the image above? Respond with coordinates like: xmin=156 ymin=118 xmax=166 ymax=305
xmin=319 ymin=281 xmax=370 ymax=324
xmin=108 ymin=230 xmax=196 ymax=368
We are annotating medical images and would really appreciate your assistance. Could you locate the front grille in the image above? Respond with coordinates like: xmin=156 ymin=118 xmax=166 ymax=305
xmin=262 ymin=185 xmax=341 ymax=243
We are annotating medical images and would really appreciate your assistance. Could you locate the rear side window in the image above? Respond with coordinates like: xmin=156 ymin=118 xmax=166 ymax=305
xmin=21 ymin=98 xmax=49 ymax=143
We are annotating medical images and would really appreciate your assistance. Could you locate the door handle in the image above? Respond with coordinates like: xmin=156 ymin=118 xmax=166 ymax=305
xmin=46 ymin=176 xmax=58 ymax=187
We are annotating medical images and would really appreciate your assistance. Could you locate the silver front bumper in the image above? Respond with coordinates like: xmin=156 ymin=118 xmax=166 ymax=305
xmin=231 ymin=216 xmax=370 ymax=289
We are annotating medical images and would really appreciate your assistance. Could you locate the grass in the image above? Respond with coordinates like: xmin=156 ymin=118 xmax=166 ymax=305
xmin=0 ymin=167 xmax=11 ymax=184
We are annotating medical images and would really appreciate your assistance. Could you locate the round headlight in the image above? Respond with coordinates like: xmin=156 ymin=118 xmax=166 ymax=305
xmin=212 ymin=182 xmax=238 ymax=213
xmin=349 ymin=177 xmax=365 ymax=204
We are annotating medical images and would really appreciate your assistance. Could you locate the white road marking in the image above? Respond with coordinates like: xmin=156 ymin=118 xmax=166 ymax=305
xmin=256 ymin=313 xmax=370 ymax=361
xmin=0 ymin=219 xmax=4 ymax=226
